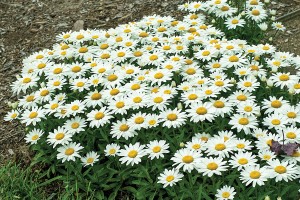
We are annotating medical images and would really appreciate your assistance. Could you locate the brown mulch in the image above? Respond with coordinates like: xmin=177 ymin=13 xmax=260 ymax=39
xmin=0 ymin=0 xmax=299 ymax=166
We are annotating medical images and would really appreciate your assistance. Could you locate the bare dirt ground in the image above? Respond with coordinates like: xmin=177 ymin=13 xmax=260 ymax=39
xmin=0 ymin=0 xmax=299 ymax=165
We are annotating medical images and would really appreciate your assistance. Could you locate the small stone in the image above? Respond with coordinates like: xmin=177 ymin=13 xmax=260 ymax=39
xmin=8 ymin=149 xmax=14 ymax=155
xmin=72 ymin=20 xmax=84 ymax=31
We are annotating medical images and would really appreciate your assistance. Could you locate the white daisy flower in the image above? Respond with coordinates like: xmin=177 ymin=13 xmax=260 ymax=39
xmin=157 ymin=168 xmax=184 ymax=188
xmin=110 ymin=119 xmax=138 ymax=140
xmin=57 ymin=142 xmax=84 ymax=163
xmin=240 ymin=165 xmax=269 ymax=187
xmin=229 ymin=152 xmax=258 ymax=171
xmin=104 ymin=143 xmax=120 ymax=157
xmin=118 ymin=143 xmax=146 ymax=166
xmin=171 ymin=148 xmax=201 ymax=172
xmin=186 ymin=102 xmax=216 ymax=122
xmin=197 ymin=156 xmax=228 ymax=177
xmin=267 ymin=159 xmax=300 ymax=182
xmin=21 ymin=107 xmax=46 ymax=126
xmin=47 ymin=126 xmax=73 ymax=147
xmin=64 ymin=116 xmax=87 ymax=135
xmin=145 ymin=140 xmax=170 ymax=160
xmin=24 ymin=128 xmax=44 ymax=145
xmin=81 ymin=151 xmax=99 ymax=167
xmin=160 ymin=108 xmax=187 ymax=128
xmin=215 ymin=185 xmax=236 ymax=200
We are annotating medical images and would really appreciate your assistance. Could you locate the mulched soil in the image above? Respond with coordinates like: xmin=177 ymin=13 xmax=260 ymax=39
xmin=0 ymin=0 xmax=299 ymax=166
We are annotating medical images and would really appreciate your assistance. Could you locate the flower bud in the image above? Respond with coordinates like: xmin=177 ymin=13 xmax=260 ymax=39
xmin=289 ymin=88 xmax=295 ymax=94
xmin=264 ymin=196 xmax=270 ymax=200
xmin=230 ymin=78 xmax=236 ymax=84
xmin=211 ymin=19 xmax=216 ymax=23
xmin=260 ymin=76 xmax=267 ymax=82
xmin=177 ymin=102 xmax=183 ymax=110
xmin=11 ymin=102 xmax=19 ymax=109
xmin=264 ymin=0 xmax=270 ymax=3
xmin=277 ymin=197 xmax=282 ymax=200
xmin=171 ymin=81 xmax=177 ymax=87
xmin=270 ymin=10 xmax=276 ymax=15
xmin=267 ymin=79 xmax=273 ymax=87
xmin=180 ymin=142 xmax=185 ymax=148
xmin=269 ymin=37 xmax=273 ymax=42
xmin=271 ymin=16 xmax=276 ymax=21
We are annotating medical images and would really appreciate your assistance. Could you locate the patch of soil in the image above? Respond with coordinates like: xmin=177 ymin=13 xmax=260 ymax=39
xmin=0 ymin=0 xmax=299 ymax=166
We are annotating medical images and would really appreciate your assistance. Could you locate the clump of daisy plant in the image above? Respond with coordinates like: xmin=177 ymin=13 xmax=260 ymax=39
xmin=5 ymin=0 xmax=300 ymax=199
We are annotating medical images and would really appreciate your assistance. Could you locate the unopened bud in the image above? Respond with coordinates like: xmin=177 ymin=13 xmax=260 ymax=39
xmin=271 ymin=16 xmax=276 ymax=21
xmin=289 ymin=88 xmax=295 ymax=94
xmin=264 ymin=196 xmax=270 ymax=200
xmin=177 ymin=102 xmax=183 ymax=110
xmin=230 ymin=78 xmax=236 ymax=84
xmin=11 ymin=102 xmax=19 ymax=109
xmin=211 ymin=19 xmax=216 ymax=23
xmin=260 ymin=76 xmax=267 ymax=82
xmin=267 ymin=79 xmax=273 ymax=87
xmin=171 ymin=81 xmax=177 ymax=87
xmin=264 ymin=0 xmax=270 ymax=3
xmin=180 ymin=142 xmax=185 ymax=148
xmin=277 ymin=197 xmax=282 ymax=200
xmin=270 ymin=10 xmax=276 ymax=15
xmin=269 ymin=37 xmax=273 ymax=42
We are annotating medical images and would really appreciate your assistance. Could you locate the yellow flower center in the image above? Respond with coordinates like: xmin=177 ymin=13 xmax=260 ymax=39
xmin=95 ymin=112 xmax=105 ymax=120
xmin=107 ymin=74 xmax=118 ymax=82
xmin=116 ymin=102 xmax=125 ymax=108
xmin=91 ymin=93 xmax=101 ymax=100
xmin=29 ymin=112 xmax=38 ymax=119
xmin=263 ymin=155 xmax=271 ymax=160
xmin=166 ymin=175 xmax=175 ymax=182
xmin=188 ymin=94 xmax=198 ymax=100
xmin=71 ymin=105 xmax=79 ymax=111
xmin=119 ymin=124 xmax=129 ymax=132
xmin=149 ymin=55 xmax=158 ymax=61
xmin=130 ymin=84 xmax=140 ymax=90
xmin=214 ymin=101 xmax=225 ymax=108
xmin=71 ymin=122 xmax=80 ymax=129
xmin=100 ymin=43 xmax=109 ymax=49
xmin=55 ymin=133 xmax=65 ymax=140
xmin=292 ymin=151 xmax=300 ymax=157
xmin=232 ymin=19 xmax=239 ymax=24
xmin=237 ymin=94 xmax=247 ymax=101
xmin=279 ymin=74 xmax=289 ymax=81
xmin=76 ymin=82 xmax=84 ymax=87
xmin=126 ymin=69 xmax=134 ymax=74
xmin=273 ymin=61 xmax=281 ymax=66
xmin=215 ymin=143 xmax=226 ymax=151
xmin=186 ymin=68 xmax=196 ymax=75
xmin=294 ymin=83 xmax=300 ymax=89
xmin=229 ymin=55 xmax=239 ymax=62
xmin=53 ymin=68 xmax=62 ymax=74
xmin=36 ymin=55 xmax=44 ymax=59
xmin=148 ymin=119 xmax=157 ymax=125
xmin=221 ymin=6 xmax=229 ymax=11
xmin=182 ymin=155 xmax=194 ymax=163
xmin=252 ymin=9 xmax=260 ymax=16
xmin=243 ymin=82 xmax=252 ymax=87
xmin=244 ymin=106 xmax=253 ymax=112
xmin=133 ymin=51 xmax=143 ymax=57
xmin=154 ymin=72 xmax=164 ymax=79
xmin=202 ymin=50 xmax=210 ymax=56
xmin=72 ymin=66 xmax=81 ymax=73
xmin=110 ymin=88 xmax=119 ymax=96
xmin=205 ymin=90 xmax=213 ymax=95
xmin=271 ymin=119 xmax=281 ymax=125
xmin=192 ymin=144 xmax=201 ymax=150
xmin=79 ymin=47 xmax=88 ymax=53
xmin=53 ymin=81 xmax=61 ymax=86
xmin=287 ymin=112 xmax=296 ymax=118
xmin=239 ymin=118 xmax=249 ymax=125
xmin=207 ymin=162 xmax=218 ymax=170
xmin=237 ymin=143 xmax=245 ymax=149
xmin=134 ymin=117 xmax=144 ymax=124
xmin=274 ymin=166 xmax=286 ymax=174
xmin=286 ymin=132 xmax=296 ymax=139
xmin=26 ymin=95 xmax=35 ymax=102
xmin=109 ymin=149 xmax=116 ymax=155
xmin=50 ymin=103 xmax=59 ymax=110
xmin=154 ymin=97 xmax=163 ymax=103
xmin=100 ymin=53 xmax=110 ymax=59
xmin=222 ymin=192 xmax=230 ymax=198
xmin=11 ymin=113 xmax=17 ymax=118
xmin=117 ymin=52 xmax=125 ymax=57
xmin=201 ymin=137 xmax=208 ymax=142
xmin=22 ymin=77 xmax=32 ymax=83
xmin=86 ymin=158 xmax=94 ymax=163
xmin=37 ymin=63 xmax=46 ymax=69
xmin=65 ymin=148 xmax=75 ymax=155
xmin=133 ymin=97 xmax=142 ymax=103
xmin=128 ymin=150 xmax=138 ymax=158
xmin=152 ymin=146 xmax=161 ymax=153
xmin=215 ymin=80 xmax=224 ymax=86
xmin=212 ymin=63 xmax=221 ymax=68
xmin=250 ymin=171 xmax=261 ymax=179
xmin=167 ymin=113 xmax=178 ymax=121
xmin=63 ymin=34 xmax=70 ymax=39
xmin=238 ymin=158 xmax=248 ymax=165
xmin=196 ymin=107 xmax=207 ymax=115
xmin=31 ymin=134 xmax=39 ymax=140
xmin=76 ymin=34 xmax=84 ymax=40
xmin=40 ymin=90 xmax=49 ymax=96
xmin=271 ymin=100 xmax=282 ymax=108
